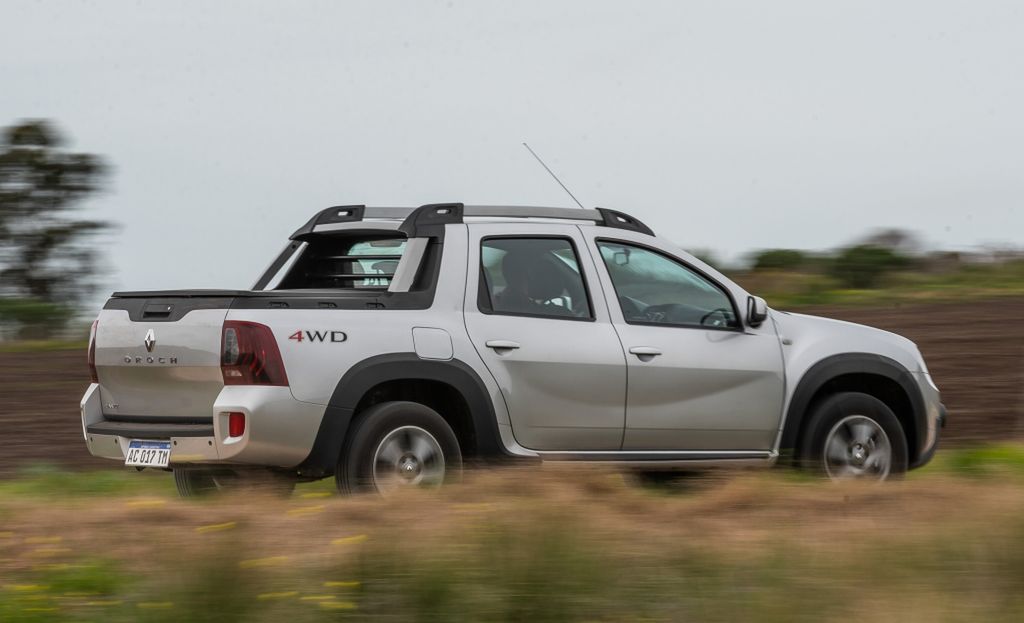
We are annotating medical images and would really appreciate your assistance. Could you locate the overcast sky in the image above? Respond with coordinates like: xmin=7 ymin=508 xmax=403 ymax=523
xmin=2 ymin=1 xmax=1022 ymax=298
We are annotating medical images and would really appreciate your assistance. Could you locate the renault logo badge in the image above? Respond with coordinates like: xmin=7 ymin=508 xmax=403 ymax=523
xmin=144 ymin=329 xmax=156 ymax=352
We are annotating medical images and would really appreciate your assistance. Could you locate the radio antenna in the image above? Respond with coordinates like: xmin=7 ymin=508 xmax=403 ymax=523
xmin=522 ymin=142 xmax=586 ymax=209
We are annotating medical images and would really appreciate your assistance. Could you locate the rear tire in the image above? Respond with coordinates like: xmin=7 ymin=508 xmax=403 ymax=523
xmin=799 ymin=392 xmax=908 ymax=481
xmin=173 ymin=468 xmax=296 ymax=497
xmin=336 ymin=401 xmax=462 ymax=495
xmin=173 ymin=468 xmax=220 ymax=497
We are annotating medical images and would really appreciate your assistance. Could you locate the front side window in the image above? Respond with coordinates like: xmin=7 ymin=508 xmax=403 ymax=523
xmin=480 ymin=237 xmax=593 ymax=320
xmin=597 ymin=241 xmax=738 ymax=329
xmin=276 ymin=236 xmax=406 ymax=290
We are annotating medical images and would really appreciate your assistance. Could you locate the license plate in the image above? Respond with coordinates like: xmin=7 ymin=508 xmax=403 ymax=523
xmin=125 ymin=440 xmax=171 ymax=468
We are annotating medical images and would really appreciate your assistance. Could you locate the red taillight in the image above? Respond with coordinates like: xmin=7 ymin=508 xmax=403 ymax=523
xmin=87 ymin=319 xmax=99 ymax=383
xmin=220 ymin=321 xmax=289 ymax=386
xmin=227 ymin=412 xmax=246 ymax=437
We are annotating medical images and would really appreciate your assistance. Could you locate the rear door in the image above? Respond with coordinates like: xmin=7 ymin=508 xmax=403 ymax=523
xmin=463 ymin=224 xmax=627 ymax=451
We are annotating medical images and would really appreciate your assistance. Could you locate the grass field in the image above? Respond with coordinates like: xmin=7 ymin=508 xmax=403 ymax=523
xmin=732 ymin=258 xmax=1024 ymax=308
xmin=2 ymin=446 xmax=1024 ymax=622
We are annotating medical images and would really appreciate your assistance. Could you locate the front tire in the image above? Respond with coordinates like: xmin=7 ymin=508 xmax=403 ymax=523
xmin=336 ymin=401 xmax=462 ymax=495
xmin=799 ymin=392 xmax=908 ymax=481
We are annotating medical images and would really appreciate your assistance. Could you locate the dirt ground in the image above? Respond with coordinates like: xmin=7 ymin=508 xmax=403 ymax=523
xmin=807 ymin=296 xmax=1024 ymax=443
xmin=1 ymin=297 xmax=1021 ymax=475
xmin=0 ymin=348 xmax=111 ymax=475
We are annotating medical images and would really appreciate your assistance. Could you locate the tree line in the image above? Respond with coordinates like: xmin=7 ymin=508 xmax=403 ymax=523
xmin=0 ymin=120 xmax=109 ymax=339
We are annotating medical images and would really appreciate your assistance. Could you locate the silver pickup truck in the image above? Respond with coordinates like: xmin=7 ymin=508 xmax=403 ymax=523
xmin=82 ymin=203 xmax=945 ymax=495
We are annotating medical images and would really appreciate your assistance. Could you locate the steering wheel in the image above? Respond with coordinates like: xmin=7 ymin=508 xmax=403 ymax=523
xmin=699 ymin=307 xmax=732 ymax=327
xmin=618 ymin=296 xmax=644 ymax=320
xmin=540 ymin=295 xmax=588 ymax=318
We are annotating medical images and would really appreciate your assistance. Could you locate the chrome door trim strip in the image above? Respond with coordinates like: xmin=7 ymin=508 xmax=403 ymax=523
xmin=535 ymin=450 xmax=776 ymax=462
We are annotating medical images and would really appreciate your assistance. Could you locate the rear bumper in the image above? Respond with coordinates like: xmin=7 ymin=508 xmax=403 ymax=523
xmin=80 ymin=384 xmax=326 ymax=468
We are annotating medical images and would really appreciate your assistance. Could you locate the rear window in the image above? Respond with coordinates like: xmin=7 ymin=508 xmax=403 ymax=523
xmin=276 ymin=236 xmax=406 ymax=290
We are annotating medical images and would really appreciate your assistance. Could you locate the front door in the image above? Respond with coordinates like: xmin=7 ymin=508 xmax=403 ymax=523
xmin=590 ymin=237 xmax=785 ymax=451
xmin=463 ymin=224 xmax=627 ymax=451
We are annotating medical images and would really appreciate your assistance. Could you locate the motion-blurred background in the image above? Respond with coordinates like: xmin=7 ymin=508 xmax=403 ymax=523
xmin=2 ymin=2 xmax=1024 ymax=621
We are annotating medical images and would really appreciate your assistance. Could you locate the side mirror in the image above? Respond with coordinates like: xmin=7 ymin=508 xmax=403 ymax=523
xmin=747 ymin=296 xmax=768 ymax=328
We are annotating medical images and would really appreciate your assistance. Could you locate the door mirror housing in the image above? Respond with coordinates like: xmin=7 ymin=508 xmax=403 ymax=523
xmin=746 ymin=296 xmax=768 ymax=328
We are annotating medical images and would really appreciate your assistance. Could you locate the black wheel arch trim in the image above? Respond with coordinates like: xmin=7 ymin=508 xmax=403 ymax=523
xmin=295 ymin=353 xmax=507 ymax=477
xmin=779 ymin=353 xmax=927 ymax=464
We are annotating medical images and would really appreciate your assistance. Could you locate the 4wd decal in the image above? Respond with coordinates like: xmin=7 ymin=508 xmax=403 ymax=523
xmin=288 ymin=330 xmax=348 ymax=343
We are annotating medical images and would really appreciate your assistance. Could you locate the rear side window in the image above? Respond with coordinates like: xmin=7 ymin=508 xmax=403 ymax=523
xmin=479 ymin=237 xmax=593 ymax=320
xmin=276 ymin=236 xmax=406 ymax=290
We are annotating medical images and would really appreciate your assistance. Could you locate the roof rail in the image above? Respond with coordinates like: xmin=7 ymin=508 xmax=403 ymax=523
xmin=399 ymin=203 xmax=464 ymax=239
xmin=593 ymin=208 xmax=655 ymax=236
xmin=291 ymin=205 xmax=363 ymax=239
xmin=291 ymin=203 xmax=654 ymax=240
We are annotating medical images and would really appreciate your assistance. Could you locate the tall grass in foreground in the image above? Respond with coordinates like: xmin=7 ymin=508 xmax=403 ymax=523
xmin=4 ymin=508 xmax=1023 ymax=622
xmin=332 ymin=507 xmax=1024 ymax=622
xmin=2 ymin=446 xmax=1024 ymax=622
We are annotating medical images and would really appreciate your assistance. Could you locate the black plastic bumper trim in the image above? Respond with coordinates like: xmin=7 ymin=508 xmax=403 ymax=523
xmin=86 ymin=420 xmax=214 ymax=438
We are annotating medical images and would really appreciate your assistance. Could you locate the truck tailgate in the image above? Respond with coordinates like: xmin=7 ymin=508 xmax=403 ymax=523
xmin=94 ymin=293 xmax=235 ymax=420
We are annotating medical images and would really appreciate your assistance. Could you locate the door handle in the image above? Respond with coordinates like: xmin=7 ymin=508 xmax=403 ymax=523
xmin=486 ymin=340 xmax=521 ymax=352
xmin=629 ymin=346 xmax=662 ymax=361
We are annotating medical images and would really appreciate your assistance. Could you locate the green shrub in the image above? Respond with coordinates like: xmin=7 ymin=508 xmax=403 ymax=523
xmin=0 ymin=298 xmax=74 ymax=340
xmin=829 ymin=245 xmax=910 ymax=289
xmin=751 ymin=249 xmax=808 ymax=271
